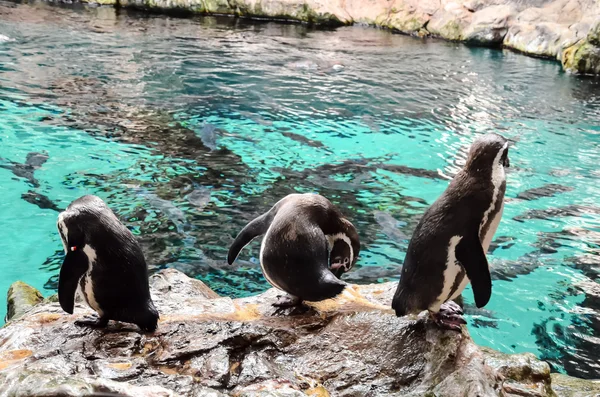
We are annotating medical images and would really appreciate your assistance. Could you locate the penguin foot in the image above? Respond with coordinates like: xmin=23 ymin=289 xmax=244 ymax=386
xmin=440 ymin=300 xmax=464 ymax=316
xmin=272 ymin=294 xmax=302 ymax=308
xmin=75 ymin=315 xmax=109 ymax=329
xmin=430 ymin=302 xmax=467 ymax=331
xmin=431 ymin=313 xmax=466 ymax=331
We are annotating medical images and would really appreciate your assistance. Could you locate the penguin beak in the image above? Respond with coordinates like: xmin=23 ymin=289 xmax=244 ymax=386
xmin=331 ymin=265 xmax=345 ymax=279
xmin=330 ymin=257 xmax=349 ymax=278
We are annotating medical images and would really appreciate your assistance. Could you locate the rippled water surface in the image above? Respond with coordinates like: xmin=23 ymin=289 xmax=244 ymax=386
xmin=1 ymin=0 xmax=599 ymax=378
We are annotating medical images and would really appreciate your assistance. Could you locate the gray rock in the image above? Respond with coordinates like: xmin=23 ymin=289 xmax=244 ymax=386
xmin=428 ymin=3 xmax=473 ymax=41
xmin=562 ymin=17 xmax=600 ymax=74
xmin=551 ymin=373 xmax=600 ymax=397
xmin=463 ymin=5 xmax=516 ymax=44
xmin=5 ymin=281 xmax=44 ymax=322
xmin=504 ymin=21 xmax=578 ymax=58
xmin=0 ymin=270 xmax=597 ymax=396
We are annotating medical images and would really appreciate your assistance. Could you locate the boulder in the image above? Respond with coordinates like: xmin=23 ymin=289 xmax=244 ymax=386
xmin=562 ymin=39 xmax=600 ymax=75
xmin=551 ymin=373 xmax=600 ymax=397
xmin=5 ymin=281 xmax=43 ymax=323
xmin=0 ymin=269 xmax=597 ymax=396
xmin=463 ymin=5 xmax=516 ymax=44
xmin=504 ymin=22 xmax=579 ymax=58
xmin=427 ymin=2 xmax=473 ymax=41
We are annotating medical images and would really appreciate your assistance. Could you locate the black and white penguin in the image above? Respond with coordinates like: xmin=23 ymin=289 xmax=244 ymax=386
xmin=56 ymin=195 xmax=159 ymax=332
xmin=392 ymin=133 xmax=510 ymax=330
xmin=227 ymin=193 xmax=360 ymax=305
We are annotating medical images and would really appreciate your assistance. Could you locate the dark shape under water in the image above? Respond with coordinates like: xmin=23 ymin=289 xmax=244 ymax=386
xmin=378 ymin=164 xmax=447 ymax=181
xmin=513 ymin=205 xmax=600 ymax=222
xmin=516 ymin=183 xmax=574 ymax=201
xmin=200 ymin=123 xmax=219 ymax=151
xmin=373 ymin=211 xmax=409 ymax=244
xmin=568 ymin=254 xmax=600 ymax=281
xmin=489 ymin=251 xmax=549 ymax=281
xmin=280 ymin=130 xmax=326 ymax=148
xmin=532 ymin=280 xmax=600 ymax=380
xmin=0 ymin=151 xmax=49 ymax=188
xmin=185 ymin=187 xmax=211 ymax=210
xmin=134 ymin=187 xmax=189 ymax=234
xmin=21 ymin=191 xmax=62 ymax=212
xmin=487 ymin=236 xmax=516 ymax=254
xmin=287 ymin=156 xmax=446 ymax=183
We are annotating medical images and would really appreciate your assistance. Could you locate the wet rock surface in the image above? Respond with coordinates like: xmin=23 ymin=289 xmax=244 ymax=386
xmin=42 ymin=0 xmax=600 ymax=75
xmin=5 ymin=281 xmax=44 ymax=323
xmin=1 ymin=269 xmax=597 ymax=396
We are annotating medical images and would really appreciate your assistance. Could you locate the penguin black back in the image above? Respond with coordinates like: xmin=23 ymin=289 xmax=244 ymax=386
xmin=57 ymin=195 xmax=159 ymax=332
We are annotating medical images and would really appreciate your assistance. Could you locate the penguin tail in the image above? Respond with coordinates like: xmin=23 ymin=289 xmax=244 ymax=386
xmin=137 ymin=301 xmax=159 ymax=332
xmin=227 ymin=207 xmax=278 ymax=265
xmin=391 ymin=289 xmax=410 ymax=317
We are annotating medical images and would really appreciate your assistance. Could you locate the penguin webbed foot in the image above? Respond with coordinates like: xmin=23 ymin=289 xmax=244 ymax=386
xmin=440 ymin=300 xmax=463 ymax=316
xmin=272 ymin=294 xmax=303 ymax=308
xmin=74 ymin=314 xmax=109 ymax=329
xmin=430 ymin=301 xmax=466 ymax=332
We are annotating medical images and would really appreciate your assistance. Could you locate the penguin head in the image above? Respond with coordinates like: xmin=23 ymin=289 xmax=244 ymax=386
xmin=464 ymin=133 xmax=510 ymax=175
xmin=57 ymin=212 xmax=87 ymax=254
xmin=57 ymin=196 xmax=108 ymax=254
xmin=330 ymin=239 xmax=353 ymax=278
xmin=329 ymin=221 xmax=360 ymax=278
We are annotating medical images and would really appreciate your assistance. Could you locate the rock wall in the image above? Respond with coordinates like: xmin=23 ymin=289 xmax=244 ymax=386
xmin=70 ymin=0 xmax=600 ymax=75
xmin=2 ymin=269 xmax=599 ymax=396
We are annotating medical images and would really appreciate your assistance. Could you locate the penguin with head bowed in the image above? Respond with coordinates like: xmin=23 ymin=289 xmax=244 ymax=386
xmin=227 ymin=193 xmax=360 ymax=306
xmin=56 ymin=195 xmax=159 ymax=332
xmin=392 ymin=133 xmax=510 ymax=330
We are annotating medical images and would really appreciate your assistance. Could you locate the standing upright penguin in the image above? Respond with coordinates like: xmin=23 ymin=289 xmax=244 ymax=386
xmin=392 ymin=133 xmax=510 ymax=330
xmin=57 ymin=195 xmax=159 ymax=331
xmin=227 ymin=193 xmax=360 ymax=306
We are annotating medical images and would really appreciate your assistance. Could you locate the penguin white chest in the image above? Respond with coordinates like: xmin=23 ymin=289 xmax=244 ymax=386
xmin=481 ymin=201 xmax=504 ymax=252
xmin=480 ymin=148 xmax=506 ymax=253
xmin=79 ymin=245 xmax=103 ymax=315
xmin=430 ymin=236 xmax=466 ymax=313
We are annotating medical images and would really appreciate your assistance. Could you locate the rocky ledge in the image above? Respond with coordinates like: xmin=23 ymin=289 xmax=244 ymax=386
xmin=2 ymin=269 xmax=599 ymax=396
xmin=70 ymin=0 xmax=600 ymax=76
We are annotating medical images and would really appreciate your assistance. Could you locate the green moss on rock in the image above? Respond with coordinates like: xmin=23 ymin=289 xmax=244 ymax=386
xmin=437 ymin=20 xmax=464 ymax=41
xmin=587 ymin=20 xmax=600 ymax=46
xmin=6 ymin=281 xmax=43 ymax=322
xmin=562 ymin=41 xmax=600 ymax=75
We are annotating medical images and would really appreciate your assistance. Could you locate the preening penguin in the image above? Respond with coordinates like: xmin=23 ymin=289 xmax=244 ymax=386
xmin=227 ymin=193 xmax=360 ymax=305
xmin=57 ymin=195 xmax=159 ymax=332
xmin=392 ymin=133 xmax=510 ymax=330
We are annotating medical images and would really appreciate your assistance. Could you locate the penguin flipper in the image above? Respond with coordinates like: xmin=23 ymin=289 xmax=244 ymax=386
xmin=227 ymin=211 xmax=274 ymax=265
xmin=58 ymin=250 xmax=89 ymax=314
xmin=456 ymin=235 xmax=491 ymax=308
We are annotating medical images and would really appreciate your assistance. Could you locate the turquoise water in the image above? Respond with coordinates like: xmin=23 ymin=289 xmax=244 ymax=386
xmin=1 ymin=0 xmax=600 ymax=379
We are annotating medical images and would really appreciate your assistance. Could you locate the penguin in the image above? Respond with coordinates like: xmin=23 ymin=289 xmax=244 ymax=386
xmin=0 ymin=151 xmax=49 ymax=188
xmin=392 ymin=133 xmax=510 ymax=330
xmin=227 ymin=193 xmax=360 ymax=306
xmin=56 ymin=195 xmax=159 ymax=332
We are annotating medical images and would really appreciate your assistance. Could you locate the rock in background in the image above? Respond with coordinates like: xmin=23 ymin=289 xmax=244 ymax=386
xmin=1 ymin=269 xmax=599 ymax=396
